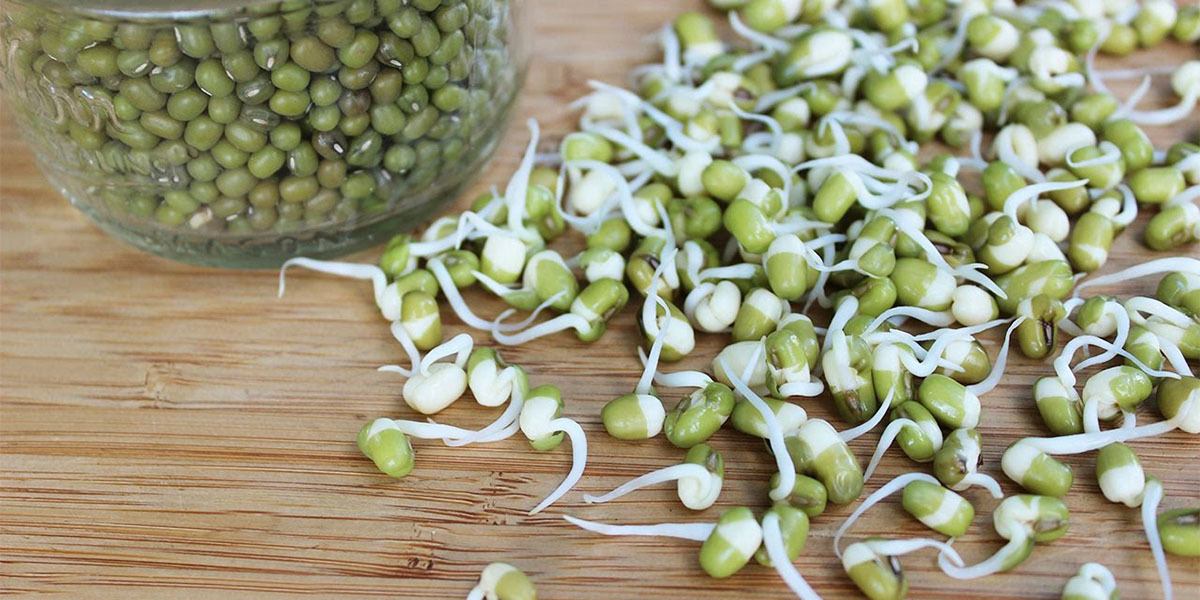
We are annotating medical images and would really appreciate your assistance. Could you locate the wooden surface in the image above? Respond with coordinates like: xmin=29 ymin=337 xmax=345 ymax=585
xmin=2 ymin=2 xmax=1199 ymax=598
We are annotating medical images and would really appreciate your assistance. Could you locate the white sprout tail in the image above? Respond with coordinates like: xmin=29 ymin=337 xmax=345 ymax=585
xmin=529 ymin=418 xmax=588 ymax=515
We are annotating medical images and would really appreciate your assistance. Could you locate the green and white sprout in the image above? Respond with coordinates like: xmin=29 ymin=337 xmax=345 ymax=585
xmin=822 ymin=298 xmax=881 ymax=424
xmin=518 ymin=384 xmax=589 ymax=515
xmin=880 ymin=212 xmax=1007 ymax=301
xmin=280 ymin=257 xmax=418 ymax=323
xmin=1157 ymin=507 xmax=1200 ymax=557
xmin=1037 ymin=123 xmax=1096 ymax=166
xmin=1125 ymin=296 xmax=1200 ymax=371
xmin=860 ymin=399 xmax=945 ymax=483
xmin=1025 ymin=199 xmax=1072 ymax=243
xmin=674 ymin=12 xmax=725 ymax=69
xmin=583 ymin=443 xmax=724 ymax=510
xmin=713 ymin=339 xmax=770 ymax=390
xmin=438 ymin=380 xmax=526 ymax=448
xmin=734 ymin=288 xmax=787 ymax=342
xmin=1141 ymin=478 xmax=1176 ymax=600
xmin=938 ymin=494 xmax=1070 ymax=579
xmin=1002 ymin=397 xmax=1199 ymax=499
xmin=1095 ymin=442 xmax=1146 ymax=508
xmin=603 ymin=257 xmax=682 ymax=440
xmin=764 ymin=328 xmax=825 ymax=398
xmin=1146 ymin=185 xmax=1200 ymax=251
xmin=686 ymin=280 xmax=743 ymax=332
xmin=918 ymin=374 xmax=982 ymax=429
xmin=466 ymin=562 xmax=536 ymax=600
xmin=723 ymin=343 xmax=798 ymax=502
xmin=357 ymin=416 xmax=492 ymax=480
xmin=1035 ymin=374 xmax=1087 ymax=436
xmin=731 ymin=394 xmax=809 ymax=438
xmin=961 ymin=58 xmax=1018 ymax=113
xmin=1066 ymin=143 xmax=1125 ymax=192
xmin=785 ymin=417 xmax=866 ymax=505
xmin=421 ymin=249 xmax=544 ymax=334
xmin=993 ymin=123 xmax=1044 ymax=182
xmin=478 ymin=234 xmax=530 ymax=287
xmin=563 ymin=506 xmax=762 ymax=579
xmin=466 ymin=348 xmax=526 ymax=408
xmin=490 ymin=278 xmax=629 ymax=345
xmin=994 ymin=260 xmax=1076 ymax=315
xmin=842 ymin=537 xmax=964 ymax=600
xmin=776 ymin=26 xmax=855 ymax=82
xmin=933 ymin=428 xmax=1004 ymax=497
xmin=357 ymin=417 xmax=415 ymax=479
xmin=396 ymin=291 xmax=444 ymax=351
xmin=1157 ymin=376 xmax=1200 ymax=434
xmin=663 ymin=380 xmax=736 ymax=448
xmin=952 ymin=285 xmax=1002 ymax=326
xmin=380 ymin=333 xmax=473 ymax=415
xmin=834 ymin=473 xmax=975 ymax=555
xmin=966 ymin=13 xmax=1021 ymax=61
xmin=759 ymin=507 xmax=822 ymax=600
xmin=1125 ymin=61 xmax=1200 ymax=125
xmin=978 ymin=215 xmax=1037 ymax=275
xmin=1080 ymin=363 xmax=1164 ymax=431
xmin=798 ymin=155 xmax=932 ymax=217
xmin=1060 ymin=563 xmax=1118 ymax=600
xmin=474 ymin=249 xmax=578 ymax=313
xmin=764 ymin=235 xmax=813 ymax=302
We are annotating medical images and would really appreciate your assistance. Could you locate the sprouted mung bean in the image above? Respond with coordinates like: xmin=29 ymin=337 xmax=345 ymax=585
xmin=1060 ymin=562 xmax=1119 ymax=600
xmin=272 ymin=0 xmax=1200 ymax=597
xmin=467 ymin=562 xmax=537 ymax=600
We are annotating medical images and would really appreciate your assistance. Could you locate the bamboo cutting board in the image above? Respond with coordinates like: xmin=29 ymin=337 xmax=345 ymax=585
xmin=1 ymin=1 xmax=1198 ymax=598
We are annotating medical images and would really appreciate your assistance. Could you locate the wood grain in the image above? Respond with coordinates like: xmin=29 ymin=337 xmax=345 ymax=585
xmin=1 ymin=1 xmax=1198 ymax=598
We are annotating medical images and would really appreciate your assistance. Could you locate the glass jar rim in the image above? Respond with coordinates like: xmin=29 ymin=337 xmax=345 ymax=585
xmin=16 ymin=0 xmax=312 ymax=21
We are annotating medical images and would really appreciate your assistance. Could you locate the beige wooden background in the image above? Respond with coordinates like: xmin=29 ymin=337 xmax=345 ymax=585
xmin=2 ymin=1 xmax=1198 ymax=598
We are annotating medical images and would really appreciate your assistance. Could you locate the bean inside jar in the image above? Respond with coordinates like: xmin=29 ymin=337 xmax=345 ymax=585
xmin=1 ymin=0 xmax=520 ymax=236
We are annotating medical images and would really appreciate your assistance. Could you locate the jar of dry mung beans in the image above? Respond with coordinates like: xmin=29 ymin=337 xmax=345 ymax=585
xmin=0 ymin=0 xmax=526 ymax=267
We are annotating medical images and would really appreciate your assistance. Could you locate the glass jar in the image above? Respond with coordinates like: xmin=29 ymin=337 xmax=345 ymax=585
xmin=0 ymin=0 xmax=527 ymax=267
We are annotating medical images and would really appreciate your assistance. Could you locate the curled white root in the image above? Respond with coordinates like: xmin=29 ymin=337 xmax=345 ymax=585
xmin=865 ymin=306 xmax=955 ymax=334
xmin=834 ymin=472 xmax=941 ymax=557
xmin=1142 ymin=479 xmax=1173 ymax=600
xmin=563 ymin=514 xmax=714 ymax=542
xmin=937 ymin=533 xmax=1029 ymax=580
xmin=840 ymin=388 xmax=895 ymax=443
xmin=379 ymin=321 xmax=423 ymax=378
xmin=762 ymin=513 xmax=823 ymax=600
xmin=642 ymin=353 xmax=714 ymax=389
xmin=1128 ymin=91 xmax=1200 ymax=126
xmin=958 ymin=472 xmax=1005 ymax=498
xmin=966 ymin=317 xmax=1024 ymax=396
xmin=1002 ymin=180 xmax=1089 ymax=223
xmin=1075 ymin=258 xmax=1200 ymax=296
xmin=279 ymin=258 xmax=395 ymax=319
xmin=428 ymin=258 xmax=512 ymax=334
xmin=722 ymin=344 xmax=795 ymax=502
xmin=442 ymin=385 xmax=526 ymax=447
xmin=1055 ymin=335 xmax=1177 ymax=390
xmin=861 ymin=417 xmax=921 ymax=483
xmin=418 ymin=333 xmax=473 ymax=376
xmin=529 ymin=417 xmax=589 ymax=515
xmin=491 ymin=312 xmax=592 ymax=345
xmin=503 ymin=119 xmax=541 ymax=232
xmin=582 ymin=463 xmax=716 ymax=508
